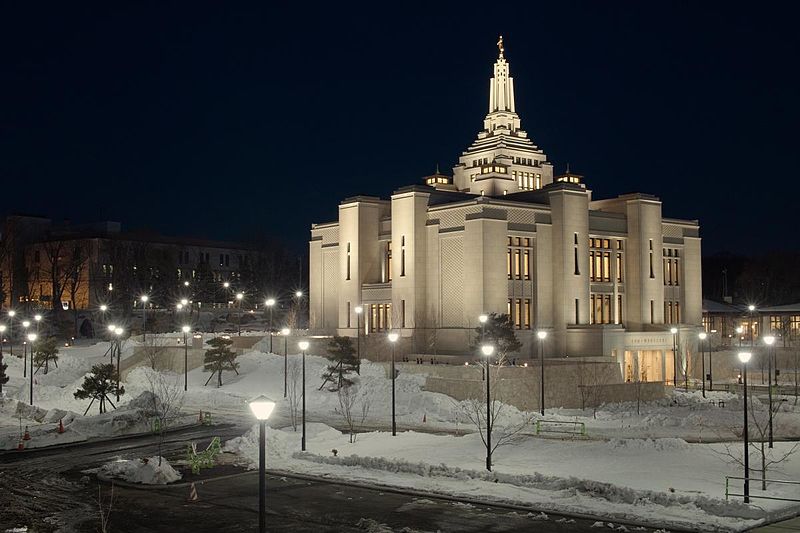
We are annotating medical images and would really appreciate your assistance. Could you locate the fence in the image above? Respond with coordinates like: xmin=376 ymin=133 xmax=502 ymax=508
xmin=725 ymin=476 xmax=800 ymax=503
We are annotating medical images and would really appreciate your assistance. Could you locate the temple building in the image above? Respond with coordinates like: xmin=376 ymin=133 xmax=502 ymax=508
xmin=309 ymin=38 xmax=702 ymax=382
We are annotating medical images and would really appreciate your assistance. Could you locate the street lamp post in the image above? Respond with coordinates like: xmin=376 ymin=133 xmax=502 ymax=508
xmin=736 ymin=326 xmax=743 ymax=348
xmin=22 ymin=320 xmax=30 ymax=378
xmin=298 ymin=341 xmax=309 ymax=451
xmin=748 ymin=305 xmax=756 ymax=347
xmin=670 ymin=327 xmax=678 ymax=386
xmin=478 ymin=314 xmax=488 ymax=381
xmin=28 ymin=332 xmax=37 ymax=405
xmin=388 ymin=332 xmax=399 ymax=436
xmin=7 ymin=310 xmax=15 ymax=358
xmin=248 ymin=395 xmax=276 ymax=533
xmin=236 ymin=293 xmax=244 ymax=336
xmin=738 ymin=351 xmax=752 ymax=503
xmin=140 ymin=295 xmax=149 ymax=342
xmin=481 ymin=344 xmax=494 ymax=471
xmin=281 ymin=328 xmax=290 ymax=398
xmin=114 ymin=327 xmax=124 ymax=402
xmin=699 ymin=332 xmax=707 ymax=398
xmin=34 ymin=314 xmax=42 ymax=333
xmin=764 ymin=335 xmax=776 ymax=448
xmin=0 ymin=324 xmax=5 ymax=396
xmin=537 ymin=330 xmax=547 ymax=416
xmin=182 ymin=325 xmax=191 ymax=391
xmin=265 ymin=298 xmax=276 ymax=352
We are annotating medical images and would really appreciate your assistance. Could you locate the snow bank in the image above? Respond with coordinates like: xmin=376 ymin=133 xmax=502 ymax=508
xmin=98 ymin=456 xmax=181 ymax=484
xmin=606 ymin=438 xmax=690 ymax=451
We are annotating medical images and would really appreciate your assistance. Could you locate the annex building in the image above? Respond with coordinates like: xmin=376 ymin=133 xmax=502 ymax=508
xmin=309 ymin=39 xmax=702 ymax=382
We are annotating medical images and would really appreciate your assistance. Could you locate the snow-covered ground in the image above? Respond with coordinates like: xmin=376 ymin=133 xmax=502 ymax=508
xmin=3 ymin=334 xmax=800 ymax=530
xmin=95 ymin=456 xmax=181 ymax=485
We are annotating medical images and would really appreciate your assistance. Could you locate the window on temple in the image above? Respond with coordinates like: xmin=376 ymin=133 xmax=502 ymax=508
xmin=400 ymin=236 xmax=406 ymax=277
xmin=346 ymin=242 xmax=351 ymax=281
xmin=385 ymin=241 xmax=392 ymax=282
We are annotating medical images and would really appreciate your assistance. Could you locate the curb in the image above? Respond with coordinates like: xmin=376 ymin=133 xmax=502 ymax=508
xmin=105 ymin=466 xmax=698 ymax=532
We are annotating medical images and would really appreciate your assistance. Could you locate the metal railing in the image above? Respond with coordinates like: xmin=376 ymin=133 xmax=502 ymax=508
xmin=535 ymin=419 xmax=586 ymax=437
xmin=725 ymin=476 xmax=800 ymax=502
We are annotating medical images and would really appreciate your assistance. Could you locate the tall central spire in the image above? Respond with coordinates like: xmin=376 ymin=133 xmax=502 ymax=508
xmin=484 ymin=36 xmax=520 ymax=133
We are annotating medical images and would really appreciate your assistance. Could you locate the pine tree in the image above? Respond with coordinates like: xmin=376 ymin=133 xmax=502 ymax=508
xmin=33 ymin=337 xmax=59 ymax=374
xmin=470 ymin=313 xmax=522 ymax=360
xmin=325 ymin=336 xmax=359 ymax=390
xmin=74 ymin=364 xmax=124 ymax=414
xmin=203 ymin=336 xmax=239 ymax=387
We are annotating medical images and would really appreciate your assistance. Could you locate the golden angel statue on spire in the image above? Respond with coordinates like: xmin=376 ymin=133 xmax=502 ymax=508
xmin=497 ymin=35 xmax=504 ymax=58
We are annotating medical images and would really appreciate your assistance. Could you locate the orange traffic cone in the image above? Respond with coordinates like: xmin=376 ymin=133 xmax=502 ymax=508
xmin=57 ymin=419 xmax=65 ymax=434
xmin=22 ymin=426 xmax=31 ymax=441
xmin=188 ymin=482 xmax=198 ymax=502
xmin=17 ymin=439 xmax=24 ymax=451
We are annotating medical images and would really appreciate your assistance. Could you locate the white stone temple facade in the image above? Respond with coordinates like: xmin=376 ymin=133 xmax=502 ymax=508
xmin=309 ymin=39 xmax=702 ymax=382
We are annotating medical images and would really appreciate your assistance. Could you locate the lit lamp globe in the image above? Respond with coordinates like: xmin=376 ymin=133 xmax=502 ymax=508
xmin=738 ymin=351 xmax=752 ymax=364
xmin=108 ymin=324 xmax=116 ymax=333
xmin=537 ymin=330 xmax=548 ymax=340
xmin=295 ymin=291 xmax=303 ymax=298
xmin=249 ymin=395 xmax=276 ymax=421
xmin=670 ymin=327 xmax=678 ymax=334
xmin=481 ymin=345 xmax=494 ymax=357
xmin=0 ymin=325 xmax=6 ymax=335
xmin=27 ymin=333 xmax=38 ymax=343
xmin=736 ymin=326 xmax=744 ymax=334
xmin=223 ymin=281 xmax=230 ymax=289
xmin=281 ymin=327 xmax=290 ymax=336
xmin=354 ymin=305 xmax=363 ymax=315
xmin=478 ymin=314 xmax=488 ymax=324
xmin=699 ymin=332 xmax=707 ymax=340
xmin=114 ymin=327 xmax=124 ymax=336
xmin=184 ymin=281 xmax=190 ymax=287
xmin=298 ymin=340 xmax=309 ymax=351
xmin=22 ymin=320 xmax=31 ymax=329
xmin=140 ymin=295 xmax=149 ymax=304
xmin=236 ymin=293 xmax=244 ymax=301
xmin=100 ymin=305 xmax=108 ymax=312
xmin=764 ymin=335 xmax=775 ymax=346
xmin=34 ymin=314 xmax=42 ymax=322
xmin=182 ymin=325 xmax=191 ymax=334
xmin=387 ymin=332 xmax=399 ymax=343
xmin=265 ymin=298 xmax=275 ymax=307
xmin=176 ymin=303 xmax=183 ymax=311
xmin=181 ymin=298 xmax=189 ymax=306
xmin=8 ymin=310 xmax=15 ymax=318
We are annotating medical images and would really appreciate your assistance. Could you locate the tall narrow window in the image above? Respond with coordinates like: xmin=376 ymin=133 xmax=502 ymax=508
xmin=675 ymin=302 xmax=681 ymax=323
xmin=401 ymin=300 xmax=406 ymax=328
xmin=400 ymin=236 xmax=406 ymax=277
xmin=347 ymin=302 xmax=351 ymax=328
xmin=603 ymin=252 xmax=611 ymax=282
xmin=616 ymin=253 xmax=623 ymax=282
xmin=617 ymin=295 xmax=623 ymax=324
xmin=674 ymin=260 xmax=679 ymax=286
xmin=650 ymin=300 xmax=655 ymax=324
xmin=346 ymin=242 xmax=351 ymax=281
xmin=523 ymin=250 xmax=531 ymax=280
xmin=575 ymin=298 xmax=580 ymax=324
xmin=515 ymin=299 xmax=522 ymax=329
xmin=386 ymin=242 xmax=392 ymax=282
xmin=514 ymin=250 xmax=521 ymax=279
xmin=524 ymin=299 xmax=531 ymax=329
xmin=507 ymin=247 xmax=512 ymax=279
xmin=649 ymin=239 xmax=654 ymax=279
xmin=507 ymin=299 xmax=512 ymax=318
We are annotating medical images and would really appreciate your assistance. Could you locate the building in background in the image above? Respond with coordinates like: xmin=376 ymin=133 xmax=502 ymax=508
xmin=309 ymin=39 xmax=703 ymax=382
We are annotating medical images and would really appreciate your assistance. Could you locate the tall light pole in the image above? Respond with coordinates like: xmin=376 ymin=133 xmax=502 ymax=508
xmin=355 ymin=306 xmax=363 ymax=370
xmin=7 ymin=310 xmax=15 ymax=358
xmin=27 ymin=332 xmax=37 ymax=405
xmin=34 ymin=314 xmax=42 ymax=333
xmin=481 ymin=344 xmax=495 ymax=471
xmin=182 ymin=325 xmax=191 ymax=391
xmin=236 ymin=293 xmax=244 ymax=336
xmin=281 ymin=327 xmax=290 ymax=398
xmin=736 ymin=326 xmax=743 ymax=348
xmin=0 ymin=324 xmax=5 ymax=396
xmin=114 ymin=327 xmax=124 ymax=402
xmin=140 ymin=295 xmax=149 ymax=342
xmin=738 ymin=351 xmax=752 ymax=503
xmin=22 ymin=320 xmax=30 ymax=378
xmin=670 ymin=327 xmax=678 ymax=386
xmin=699 ymin=332 xmax=707 ymax=398
xmin=265 ymin=298 xmax=275 ymax=352
xmin=748 ymin=304 xmax=756 ymax=347
xmin=294 ymin=291 xmax=304 ymax=329
xmin=479 ymin=314 xmax=488 ymax=381
xmin=388 ymin=332 xmax=399 ymax=436
xmin=99 ymin=305 xmax=108 ymax=333
xmin=248 ymin=395 xmax=276 ymax=533
xmin=298 ymin=340 xmax=309 ymax=451
xmin=537 ymin=330 xmax=547 ymax=416
xmin=764 ymin=335 xmax=776 ymax=448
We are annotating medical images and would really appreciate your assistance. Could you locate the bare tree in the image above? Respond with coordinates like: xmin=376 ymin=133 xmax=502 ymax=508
xmin=714 ymin=394 xmax=799 ymax=491
xmin=97 ymin=482 xmax=114 ymax=533
xmin=335 ymin=383 xmax=370 ymax=443
xmin=458 ymin=361 xmax=533 ymax=468
xmin=286 ymin=358 xmax=302 ymax=431
xmin=144 ymin=369 xmax=185 ymax=466
xmin=65 ymin=241 xmax=90 ymax=338
xmin=141 ymin=335 xmax=169 ymax=370
xmin=576 ymin=359 xmax=611 ymax=418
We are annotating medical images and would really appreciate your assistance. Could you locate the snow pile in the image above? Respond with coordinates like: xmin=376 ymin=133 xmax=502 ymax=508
xmin=98 ymin=456 xmax=181 ymax=484
xmin=224 ymin=422 xmax=339 ymax=468
xmin=606 ymin=438 xmax=689 ymax=451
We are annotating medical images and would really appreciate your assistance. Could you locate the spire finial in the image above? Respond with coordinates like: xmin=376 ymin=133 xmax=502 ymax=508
xmin=566 ymin=162 xmax=571 ymax=174
xmin=435 ymin=163 xmax=440 ymax=174
xmin=497 ymin=35 xmax=504 ymax=58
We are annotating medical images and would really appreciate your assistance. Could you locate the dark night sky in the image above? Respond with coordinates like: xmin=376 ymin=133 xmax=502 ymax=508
xmin=1 ymin=2 xmax=798 ymax=255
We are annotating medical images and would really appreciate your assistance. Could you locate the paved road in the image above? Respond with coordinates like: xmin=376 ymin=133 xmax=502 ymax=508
xmin=0 ymin=422 xmax=666 ymax=532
